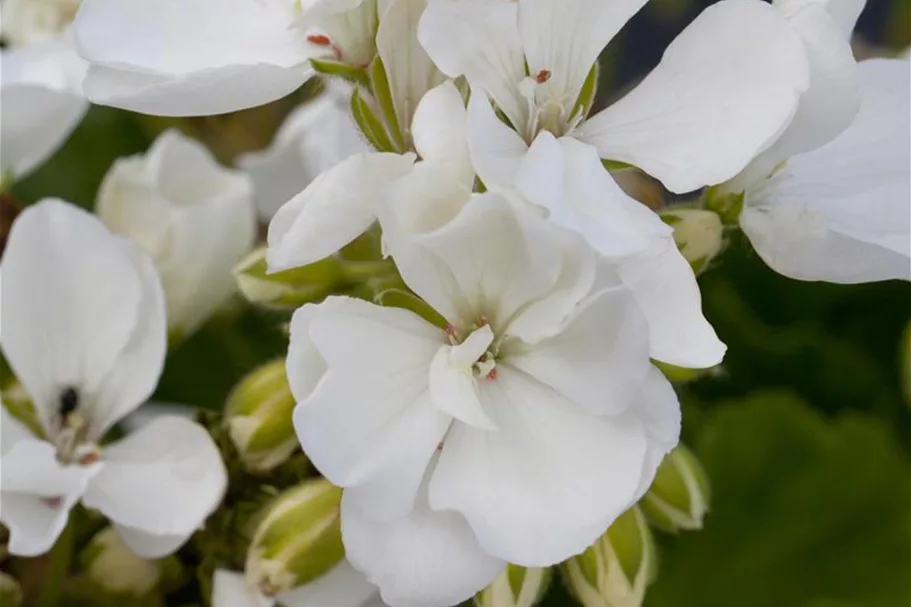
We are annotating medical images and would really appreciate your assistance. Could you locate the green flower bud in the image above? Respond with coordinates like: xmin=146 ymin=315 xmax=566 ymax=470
xmin=233 ymin=246 xmax=342 ymax=309
xmin=475 ymin=565 xmax=551 ymax=607
xmin=640 ymin=444 xmax=710 ymax=533
xmin=0 ymin=572 xmax=23 ymax=607
xmin=661 ymin=208 xmax=724 ymax=274
xmin=246 ymin=479 xmax=344 ymax=597
xmin=225 ymin=359 xmax=300 ymax=473
xmin=901 ymin=319 xmax=911 ymax=407
xmin=79 ymin=527 xmax=161 ymax=597
xmin=563 ymin=507 xmax=656 ymax=607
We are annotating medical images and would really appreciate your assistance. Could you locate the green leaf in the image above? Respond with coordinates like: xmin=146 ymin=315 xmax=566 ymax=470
xmin=644 ymin=392 xmax=911 ymax=607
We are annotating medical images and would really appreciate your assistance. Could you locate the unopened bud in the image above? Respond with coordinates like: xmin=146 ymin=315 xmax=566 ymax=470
xmin=563 ymin=507 xmax=656 ymax=607
xmin=475 ymin=565 xmax=551 ymax=607
xmin=234 ymin=246 xmax=342 ymax=309
xmin=80 ymin=527 xmax=161 ymax=597
xmin=0 ymin=572 xmax=23 ymax=607
xmin=661 ymin=208 xmax=724 ymax=274
xmin=225 ymin=359 xmax=300 ymax=473
xmin=640 ymin=444 xmax=710 ymax=533
xmin=246 ymin=479 xmax=344 ymax=597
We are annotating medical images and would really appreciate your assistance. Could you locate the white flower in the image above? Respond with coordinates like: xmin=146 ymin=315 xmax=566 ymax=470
xmin=736 ymin=58 xmax=910 ymax=283
xmin=96 ymin=129 xmax=256 ymax=338
xmin=465 ymin=92 xmax=726 ymax=368
xmin=266 ymin=79 xmax=470 ymax=272
xmin=714 ymin=0 xmax=910 ymax=283
xmin=0 ymin=199 xmax=227 ymax=557
xmin=212 ymin=562 xmax=388 ymax=607
xmin=287 ymin=196 xmax=680 ymax=605
xmin=418 ymin=0 xmax=810 ymax=193
xmin=0 ymin=0 xmax=88 ymax=180
xmin=238 ymin=84 xmax=371 ymax=222
xmin=71 ymin=0 xmax=373 ymax=116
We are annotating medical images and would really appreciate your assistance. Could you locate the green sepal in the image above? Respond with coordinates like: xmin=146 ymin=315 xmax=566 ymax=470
xmin=368 ymin=57 xmax=407 ymax=152
xmin=309 ymin=59 xmax=369 ymax=86
xmin=351 ymin=86 xmax=398 ymax=152
xmin=375 ymin=288 xmax=448 ymax=330
xmin=571 ymin=62 xmax=600 ymax=120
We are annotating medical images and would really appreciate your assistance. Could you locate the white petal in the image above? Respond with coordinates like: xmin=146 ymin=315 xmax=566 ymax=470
xmin=429 ymin=366 xmax=649 ymax=566
xmin=266 ymin=152 xmax=416 ymax=272
xmin=616 ymin=238 xmax=727 ymax=368
xmin=518 ymin=0 xmax=647 ymax=109
xmin=577 ymin=0 xmax=809 ymax=193
xmin=629 ymin=366 xmax=682 ymax=502
xmin=802 ymin=0 xmax=866 ymax=37
xmin=741 ymin=59 xmax=911 ymax=283
xmin=506 ymin=286 xmax=650 ymax=416
xmin=278 ymin=560 xmax=378 ymax=607
xmin=291 ymin=296 xmax=450 ymax=521
xmin=237 ymin=89 xmax=370 ymax=221
xmin=0 ymin=40 xmax=88 ymax=178
xmin=394 ymin=194 xmax=562 ymax=331
xmin=213 ymin=570 xmax=273 ymax=607
xmin=99 ymin=129 xmax=257 ymax=336
xmin=465 ymin=88 xmax=529 ymax=191
xmin=428 ymin=326 xmax=498 ymax=431
xmin=0 ymin=413 xmax=98 ymax=556
xmin=516 ymin=135 xmax=668 ymax=257
xmin=375 ymin=0 xmax=446 ymax=133
xmin=737 ymin=0 xmax=861 ymax=184
xmin=418 ymin=0 xmax=528 ymax=131
xmin=88 ymin=239 xmax=168 ymax=438
xmin=0 ymin=200 xmax=152 ymax=435
xmin=342 ymin=478 xmax=505 ymax=607
xmin=81 ymin=416 xmax=227 ymax=555
xmin=73 ymin=0 xmax=314 ymax=116
xmin=113 ymin=525 xmax=191 ymax=559
xmin=411 ymin=80 xmax=474 ymax=187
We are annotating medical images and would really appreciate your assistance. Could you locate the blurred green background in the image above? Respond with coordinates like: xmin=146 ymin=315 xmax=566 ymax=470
xmin=7 ymin=0 xmax=910 ymax=605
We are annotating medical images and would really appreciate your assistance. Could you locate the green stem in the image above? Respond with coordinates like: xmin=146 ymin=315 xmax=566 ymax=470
xmin=27 ymin=520 xmax=74 ymax=607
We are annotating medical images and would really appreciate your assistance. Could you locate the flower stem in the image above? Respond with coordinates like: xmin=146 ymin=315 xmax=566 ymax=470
xmin=25 ymin=520 xmax=74 ymax=607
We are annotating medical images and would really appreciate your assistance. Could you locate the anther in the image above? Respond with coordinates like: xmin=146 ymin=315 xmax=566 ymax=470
xmin=306 ymin=34 xmax=332 ymax=46
xmin=535 ymin=69 xmax=551 ymax=83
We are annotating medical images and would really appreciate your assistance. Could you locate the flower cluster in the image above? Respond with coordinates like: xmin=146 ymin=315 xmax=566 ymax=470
xmin=0 ymin=0 xmax=907 ymax=606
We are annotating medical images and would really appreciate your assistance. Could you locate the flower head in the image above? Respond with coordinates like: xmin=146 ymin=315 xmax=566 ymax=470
xmin=0 ymin=199 xmax=226 ymax=558
xmin=287 ymin=196 xmax=680 ymax=605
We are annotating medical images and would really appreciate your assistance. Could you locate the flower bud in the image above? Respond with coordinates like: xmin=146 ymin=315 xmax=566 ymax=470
xmin=0 ymin=572 xmax=23 ymax=607
xmin=79 ymin=527 xmax=161 ymax=597
xmin=475 ymin=565 xmax=551 ymax=607
xmin=640 ymin=444 xmax=710 ymax=533
xmin=246 ymin=479 xmax=344 ymax=597
xmin=233 ymin=246 xmax=342 ymax=309
xmin=225 ymin=359 xmax=300 ymax=473
xmin=563 ymin=507 xmax=656 ymax=607
xmin=97 ymin=128 xmax=256 ymax=339
xmin=661 ymin=208 xmax=724 ymax=273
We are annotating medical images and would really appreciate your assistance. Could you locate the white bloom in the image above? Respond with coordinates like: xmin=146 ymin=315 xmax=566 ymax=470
xmin=238 ymin=84 xmax=371 ymax=222
xmin=71 ymin=0 xmax=378 ymax=116
xmin=288 ymin=196 xmax=680 ymax=605
xmin=737 ymin=58 xmax=910 ymax=283
xmin=267 ymin=79 xmax=469 ymax=272
xmin=212 ymin=562 xmax=388 ymax=607
xmin=97 ymin=129 xmax=256 ymax=338
xmin=466 ymin=92 xmax=726 ymax=368
xmin=0 ymin=199 xmax=227 ymax=557
xmin=418 ymin=0 xmax=810 ymax=193
xmin=0 ymin=0 xmax=88 ymax=180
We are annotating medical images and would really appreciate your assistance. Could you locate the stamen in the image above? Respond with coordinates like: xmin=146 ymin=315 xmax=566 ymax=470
xmin=535 ymin=69 xmax=551 ymax=84
xmin=306 ymin=34 xmax=332 ymax=46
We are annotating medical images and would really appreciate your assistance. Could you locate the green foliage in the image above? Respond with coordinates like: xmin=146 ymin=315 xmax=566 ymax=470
xmin=645 ymin=392 xmax=911 ymax=607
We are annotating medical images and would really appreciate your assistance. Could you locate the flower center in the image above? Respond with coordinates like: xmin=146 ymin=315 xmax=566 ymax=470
xmin=519 ymin=72 xmax=583 ymax=141
xmin=446 ymin=319 xmax=499 ymax=381
xmin=1 ymin=0 xmax=81 ymax=47
xmin=52 ymin=386 xmax=102 ymax=465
